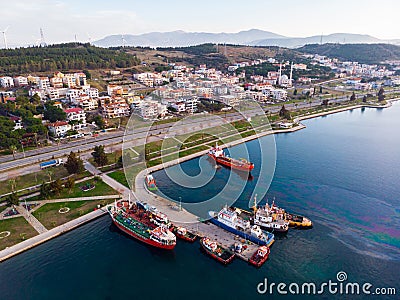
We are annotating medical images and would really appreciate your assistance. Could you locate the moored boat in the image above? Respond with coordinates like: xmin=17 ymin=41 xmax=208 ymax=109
xmin=172 ymin=226 xmax=197 ymax=242
xmin=200 ymin=237 xmax=235 ymax=264
xmin=249 ymin=246 xmax=270 ymax=268
xmin=145 ymin=174 xmax=157 ymax=191
xmin=107 ymin=200 xmax=176 ymax=250
xmin=286 ymin=213 xmax=313 ymax=228
xmin=209 ymin=206 xmax=275 ymax=247
xmin=208 ymin=144 xmax=254 ymax=172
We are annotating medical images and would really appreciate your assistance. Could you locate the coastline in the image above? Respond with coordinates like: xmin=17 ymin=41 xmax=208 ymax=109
xmin=0 ymin=99 xmax=397 ymax=262
xmin=0 ymin=208 xmax=108 ymax=262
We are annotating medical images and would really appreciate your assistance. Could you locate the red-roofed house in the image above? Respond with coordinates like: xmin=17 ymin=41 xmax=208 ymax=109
xmin=64 ymin=107 xmax=86 ymax=129
xmin=47 ymin=121 xmax=72 ymax=137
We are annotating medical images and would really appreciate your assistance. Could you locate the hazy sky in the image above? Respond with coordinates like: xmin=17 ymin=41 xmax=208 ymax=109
xmin=1 ymin=0 xmax=399 ymax=47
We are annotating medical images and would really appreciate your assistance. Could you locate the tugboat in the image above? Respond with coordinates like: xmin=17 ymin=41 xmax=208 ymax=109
xmin=208 ymin=144 xmax=254 ymax=172
xmin=249 ymin=246 xmax=270 ymax=268
xmin=286 ymin=213 xmax=313 ymax=228
xmin=209 ymin=206 xmax=275 ymax=247
xmin=145 ymin=174 xmax=157 ymax=191
xmin=107 ymin=200 xmax=176 ymax=250
xmin=200 ymin=237 xmax=235 ymax=265
xmin=235 ymin=197 xmax=289 ymax=233
xmin=172 ymin=226 xmax=197 ymax=242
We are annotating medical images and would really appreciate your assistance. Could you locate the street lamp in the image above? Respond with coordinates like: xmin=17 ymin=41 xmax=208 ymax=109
xmin=21 ymin=141 xmax=26 ymax=158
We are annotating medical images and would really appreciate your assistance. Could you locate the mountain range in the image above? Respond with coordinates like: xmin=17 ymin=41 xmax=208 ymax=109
xmin=94 ymin=29 xmax=400 ymax=48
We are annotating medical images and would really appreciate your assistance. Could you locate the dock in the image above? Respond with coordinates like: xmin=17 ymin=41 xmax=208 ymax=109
xmin=135 ymin=170 xmax=262 ymax=263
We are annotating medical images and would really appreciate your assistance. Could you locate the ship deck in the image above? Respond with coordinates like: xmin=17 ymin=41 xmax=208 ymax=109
xmin=114 ymin=213 xmax=151 ymax=239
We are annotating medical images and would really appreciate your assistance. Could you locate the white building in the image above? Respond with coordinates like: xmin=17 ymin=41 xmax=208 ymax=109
xmin=184 ymin=97 xmax=198 ymax=113
xmin=171 ymin=101 xmax=186 ymax=113
xmin=84 ymin=88 xmax=99 ymax=99
xmin=38 ymin=77 xmax=51 ymax=90
xmin=220 ymin=95 xmax=240 ymax=107
xmin=102 ymin=101 xmax=130 ymax=118
xmin=13 ymin=76 xmax=28 ymax=87
xmin=67 ymin=89 xmax=84 ymax=100
xmin=134 ymin=100 xmax=164 ymax=120
xmin=64 ymin=107 xmax=86 ymax=129
xmin=47 ymin=88 xmax=60 ymax=100
xmin=10 ymin=116 xmax=23 ymax=130
xmin=0 ymin=77 xmax=14 ymax=88
xmin=47 ymin=121 xmax=72 ymax=137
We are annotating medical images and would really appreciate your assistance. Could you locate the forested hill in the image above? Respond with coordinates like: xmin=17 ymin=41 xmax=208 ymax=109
xmin=0 ymin=43 xmax=140 ymax=75
xmin=297 ymin=43 xmax=400 ymax=64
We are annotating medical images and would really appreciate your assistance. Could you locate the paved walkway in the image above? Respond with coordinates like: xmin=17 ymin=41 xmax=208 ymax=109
xmin=15 ymin=205 xmax=48 ymax=234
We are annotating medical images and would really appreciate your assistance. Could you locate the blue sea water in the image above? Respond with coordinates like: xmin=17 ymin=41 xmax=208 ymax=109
xmin=1 ymin=103 xmax=399 ymax=299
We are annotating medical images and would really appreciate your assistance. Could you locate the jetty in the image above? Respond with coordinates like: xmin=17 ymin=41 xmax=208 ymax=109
xmin=134 ymin=168 xmax=261 ymax=262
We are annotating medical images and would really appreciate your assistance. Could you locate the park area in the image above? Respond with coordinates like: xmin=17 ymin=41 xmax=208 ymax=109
xmin=32 ymin=199 xmax=115 ymax=229
xmin=0 ymin=217 xmax=38 ymax=251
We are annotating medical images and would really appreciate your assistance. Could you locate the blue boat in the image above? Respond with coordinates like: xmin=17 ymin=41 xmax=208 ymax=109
xmin=208 ymin=207 xmax=275 ymax=247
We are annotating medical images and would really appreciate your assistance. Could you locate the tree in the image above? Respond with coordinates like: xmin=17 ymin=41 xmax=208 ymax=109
xmin=362 ymin=95 xmax=367 ymax=103
xmin=93 ymin=115 xmax=105 ymax=129
xmin=44 ymin=103 xmax=67 ymax=123
xmin=46 ymin=169 xmax=53 ymax=182
xmin=83 ymin=69 xmax=92 ymax=80
xmin=9 ymin=145 xmax=17 ymax=159
xmin=92 ymin=145 xmax=108 ymax=167
xmin=50 ymin=179 xmax=63 ymax=196
xmin=65 ymin=176 xmax=76 ymax=194
xmin=30 ymin=94 xmax=41 ymax=105
xmin=6 ymin=192 xmax=19 ymax=206
xmin=377 ymin=87 xmax=385 ymax=102
xmin=64 ymin=151 xmax=84 ymax=174
xmin=8 ymin=179 xmax=16 ymax=192
xmin=279 ymin=105 xmax=291 ymax=120
xmin=40 ymin=182 xmax=51 ymax=199
xmin=350 ymin=92 xmax=356 ymax=101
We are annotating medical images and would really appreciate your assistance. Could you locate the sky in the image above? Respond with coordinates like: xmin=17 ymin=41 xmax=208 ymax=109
xmin=1 ymin=0 xmax=399 ymax=47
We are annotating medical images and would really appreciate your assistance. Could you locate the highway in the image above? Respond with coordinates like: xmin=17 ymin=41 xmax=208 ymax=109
xmin=1 ymin=89 xmax=396 ymax=172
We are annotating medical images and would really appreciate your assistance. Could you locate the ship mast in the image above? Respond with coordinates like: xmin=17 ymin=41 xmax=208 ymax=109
xmin=252 ymin=194 xmax=258 ymax=213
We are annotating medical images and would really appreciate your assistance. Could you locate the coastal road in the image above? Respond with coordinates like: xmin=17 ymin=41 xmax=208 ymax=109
xmin=0 ymin=93 xmax=374 ymax=173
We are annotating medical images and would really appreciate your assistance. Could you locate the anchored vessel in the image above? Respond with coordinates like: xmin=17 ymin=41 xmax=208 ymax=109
xmin=209 ymin=206 xmax=275 ymax=247
xmin=107 ymin=200 xmax=176 ymax=250
xmin=234 ymin=198 xmax=289 ymax=233
xmin=249 ymin=246 xmax=270 ymax=268
xmin=172 ymin=226 xmax=197 ymax=242
xmin=286 ymin=213 xmax=313 ymax=228
xmin=208 ymin=144 xmax=254 ymax=172
xmin=200 ymin=237 xmax=235 ymax=264
xmin=145 ymin=174 xmax=157 ymax=191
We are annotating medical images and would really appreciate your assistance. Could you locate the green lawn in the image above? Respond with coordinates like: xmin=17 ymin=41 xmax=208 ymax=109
xmin=0 ymin=166 xmax=69 ymax=195
xmin=29 ymin=178 xmax=117 ymax=201
xmin=0 ymin=217 xmax=38 ymax=250
xmin=33 ymin=199 xmax=115 ymax=229
xmin=88 ymin=150 xmax=122 ymax=166
xmin=107 ymin=162 xmax=148 ymax=191
xmin=107 ymin=170 xmax=130 ymax=188
xmin=0 ymin=205 xmax=7 ymax=213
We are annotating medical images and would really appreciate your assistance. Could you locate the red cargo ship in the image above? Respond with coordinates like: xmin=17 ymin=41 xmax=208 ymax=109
xmin=107 ymin=200 xmax=176 ymax=250
xmin=208 ymin=144 xmax=254 ymax=172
